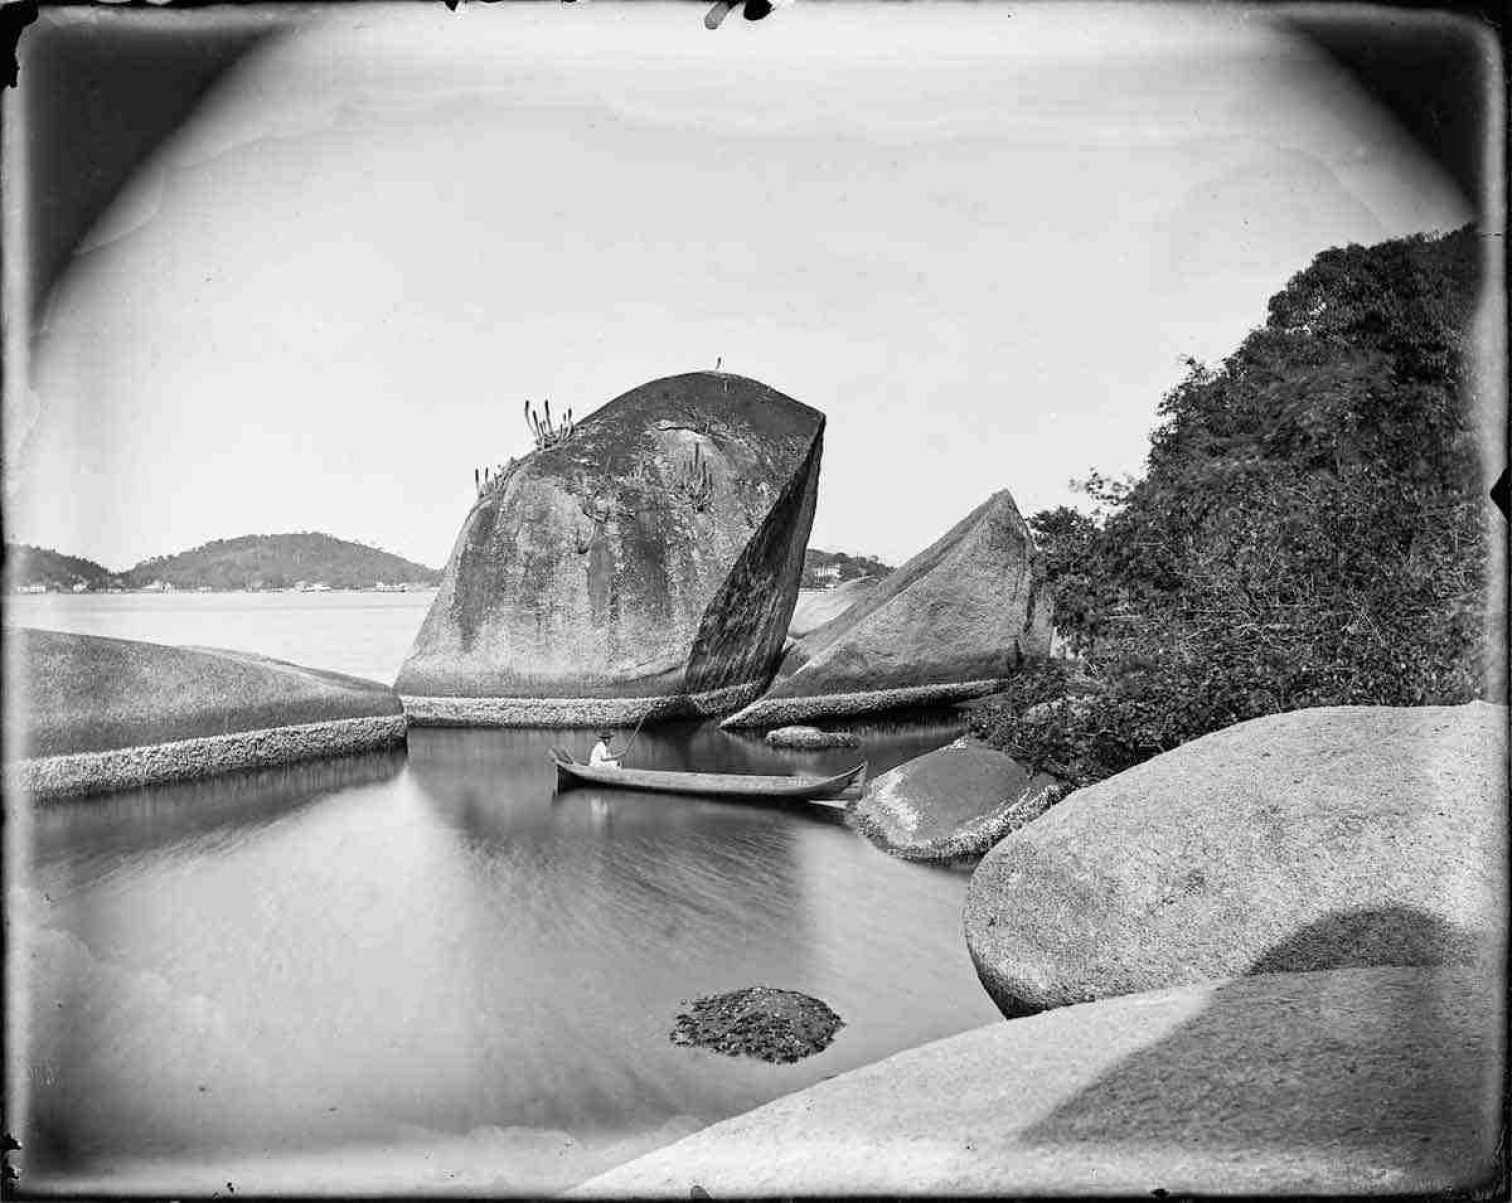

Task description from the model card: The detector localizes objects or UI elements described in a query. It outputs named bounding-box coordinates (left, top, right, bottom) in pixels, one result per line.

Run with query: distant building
left=814, top=563, right=842, bottom=585
left=71, top=582, right=88, bottom=593
left=17, top=583, right=46, bottom=594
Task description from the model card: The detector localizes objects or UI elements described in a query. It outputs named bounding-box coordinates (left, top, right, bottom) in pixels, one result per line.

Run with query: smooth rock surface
left=788, top=577, right=877, bottom=639
left=397, top=372, right=823, bottom=725
left=11, top=629, right=406, bottom=799
left=852, top=738, right=1067, bottom=862
left=573, top=966, right=1502, bottom=1198
left=965, top=702, right=1508, bottom=1016
left=723, top=491, right=1051, bottom=727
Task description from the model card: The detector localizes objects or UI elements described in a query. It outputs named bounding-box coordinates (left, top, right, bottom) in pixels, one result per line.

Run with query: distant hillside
left=124, top=533, right=440, bottom=591
left=5, top=544, right=118, bottom=591
left=801, top=548, right=892, bottom=589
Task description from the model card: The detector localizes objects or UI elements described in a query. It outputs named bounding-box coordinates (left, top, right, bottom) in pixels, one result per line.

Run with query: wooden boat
left=550, top=750, right=866, bottom=802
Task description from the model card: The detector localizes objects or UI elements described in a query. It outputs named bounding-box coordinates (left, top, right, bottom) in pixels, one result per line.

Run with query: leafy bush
left=976, top=226, right=1496, bottom=785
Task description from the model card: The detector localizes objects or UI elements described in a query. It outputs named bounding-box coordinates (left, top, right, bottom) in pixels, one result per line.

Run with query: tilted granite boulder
left=723, top=490, right=1051, bottom=727
left=787, top=576, right=877, bottom=639
left=11, top=628, right=406, bottom=800
left=571, top=966, right=1500, bottom=1197
left=851, top=737, right=1068, bottom=862
left=397, top=372, right=824, bottom=725
left=964, top=702, right=1508, bottom=1017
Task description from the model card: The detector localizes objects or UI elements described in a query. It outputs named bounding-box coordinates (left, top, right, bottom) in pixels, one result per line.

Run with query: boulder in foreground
left=574, top=966, right=1500, bottom=1197
left=723, top=490, right=1051, bottom=727
left=670, top=986, right=842, bottom=1063
left=12, top=628, right=406, bottom=800
left=851, top=737, right=1068, bottom=862
left=397, top=372, right=824, bottom=725
left=965, top=702, right=1507, bottom=1016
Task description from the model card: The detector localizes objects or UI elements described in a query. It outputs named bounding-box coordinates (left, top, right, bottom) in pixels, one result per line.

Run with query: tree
left=977, top=226, right=1493, bottom=784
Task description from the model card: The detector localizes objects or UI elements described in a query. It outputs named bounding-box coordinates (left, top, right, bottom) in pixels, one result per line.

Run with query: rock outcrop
left=723, top=491, right=1051, bottom=727
left=851, top=737, right=1067, bottom=862
left=572, top=966, right=1500, bottom=1197
left=787, top=577, right=877, bottom=639
left=397, top=373, right=824, bottom=725
left=964, top=702, right=1507, bottom=1017
left=12, top=629, right=406, bottom=800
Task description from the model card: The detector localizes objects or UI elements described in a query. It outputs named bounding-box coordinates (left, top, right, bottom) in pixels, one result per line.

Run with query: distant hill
left=123, top=533, right=440, bottom=591
left=801, top=548, right=892, bottom=589
left=5, top=544, right=118, bottom=591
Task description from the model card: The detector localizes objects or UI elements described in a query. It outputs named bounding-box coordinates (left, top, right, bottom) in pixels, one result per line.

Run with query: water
left=7, top=591, right=435, bottom=685
left=11, top=595, right=997, bottom=1194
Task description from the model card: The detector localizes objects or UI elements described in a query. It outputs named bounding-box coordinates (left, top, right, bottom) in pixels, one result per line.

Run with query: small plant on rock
left=672, top=444, right=716, bottom=512
left=525, top=398, right=575, bottom=451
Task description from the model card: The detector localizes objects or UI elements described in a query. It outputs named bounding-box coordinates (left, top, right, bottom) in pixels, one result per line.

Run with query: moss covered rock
left=670, top=986, right=843, bottom=1063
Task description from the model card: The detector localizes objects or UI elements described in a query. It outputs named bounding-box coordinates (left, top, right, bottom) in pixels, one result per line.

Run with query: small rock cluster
left=670, top=986, right=843, bottom=1063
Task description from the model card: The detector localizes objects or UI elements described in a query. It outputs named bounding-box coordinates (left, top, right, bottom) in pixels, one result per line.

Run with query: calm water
left=11, top=595, right=997, bottom=1194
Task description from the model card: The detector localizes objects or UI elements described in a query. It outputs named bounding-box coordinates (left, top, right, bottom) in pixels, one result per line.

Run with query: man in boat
left=589, top=729, right=623, bottom=769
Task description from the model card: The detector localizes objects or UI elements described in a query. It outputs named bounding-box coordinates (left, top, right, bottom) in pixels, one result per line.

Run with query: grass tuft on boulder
left=670, top=986, right=843, bottom=1063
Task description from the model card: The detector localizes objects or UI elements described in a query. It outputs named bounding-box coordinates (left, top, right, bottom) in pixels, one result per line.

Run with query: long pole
left=615, top=703, right=656, bottom=761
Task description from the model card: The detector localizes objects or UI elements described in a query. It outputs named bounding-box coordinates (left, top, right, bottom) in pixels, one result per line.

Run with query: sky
left=5, top=2, right=1480, bottom=571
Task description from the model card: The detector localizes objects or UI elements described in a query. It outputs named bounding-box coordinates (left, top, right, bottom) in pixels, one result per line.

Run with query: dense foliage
left=801, top=547, right=892, bottom=588
left=124, top=533, right=440, bottom=590
left=5, top=544, right=116, bottom=590
left=974, top=226, right=1497, bottom=785
left=7, top=533, right=440, bottom=591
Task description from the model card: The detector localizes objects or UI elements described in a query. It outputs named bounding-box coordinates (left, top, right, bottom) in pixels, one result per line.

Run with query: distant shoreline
left=7, top=586, right=440, bottom=596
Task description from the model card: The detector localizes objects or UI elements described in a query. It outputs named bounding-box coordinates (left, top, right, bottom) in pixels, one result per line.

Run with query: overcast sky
left=7, top=2, right=1476, bottom=570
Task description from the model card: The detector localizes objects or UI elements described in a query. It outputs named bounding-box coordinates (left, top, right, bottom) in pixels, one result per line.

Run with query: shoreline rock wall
left=11, top=628, right=406, bottom=800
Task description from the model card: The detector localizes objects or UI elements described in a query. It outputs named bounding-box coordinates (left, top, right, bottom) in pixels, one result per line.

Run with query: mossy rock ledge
left=670, top=986, right=843, bottom=1063
left=12, top=628, right=406, bottom=801
left=397, top=372, right=824, bottom=726
left=723, top=490, right=1052, bottom=728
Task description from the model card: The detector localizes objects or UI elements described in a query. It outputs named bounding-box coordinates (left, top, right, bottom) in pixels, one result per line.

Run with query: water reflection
left=21, top=714, right=997, bottom=1193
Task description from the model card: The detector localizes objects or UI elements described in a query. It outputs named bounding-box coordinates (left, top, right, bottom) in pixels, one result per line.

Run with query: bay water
left=10, top=593, right=1000, bottom=1193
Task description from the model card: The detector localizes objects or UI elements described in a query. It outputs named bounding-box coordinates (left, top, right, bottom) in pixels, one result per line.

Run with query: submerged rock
left=764, top=725, right=862, bottom=749
left=397, top=372, right=824, bottom=725
left=852, top=739, right=1068, bottom=862
left=964, top=702, right=1507, bottom=1018
left=670, top=986, right=843, bottom=1064
left=12, top=628, right=406, bottom=800
left=723, top=491, right=1051, bottom=727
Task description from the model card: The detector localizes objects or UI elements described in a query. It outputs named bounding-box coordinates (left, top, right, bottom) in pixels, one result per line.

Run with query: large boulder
left=11, top=628, right=406, bottom=800
left=397, top=372, right=824, bottom=725
left=965, top=702, right=1507, bottom=1017
left=851, top=737, right=1068, bottom=862
left=571, top=966, right=1500, bottom=1197
left=723, top=491, right=1051, bottom=727
left=787, top=576, right=877, bottom=639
